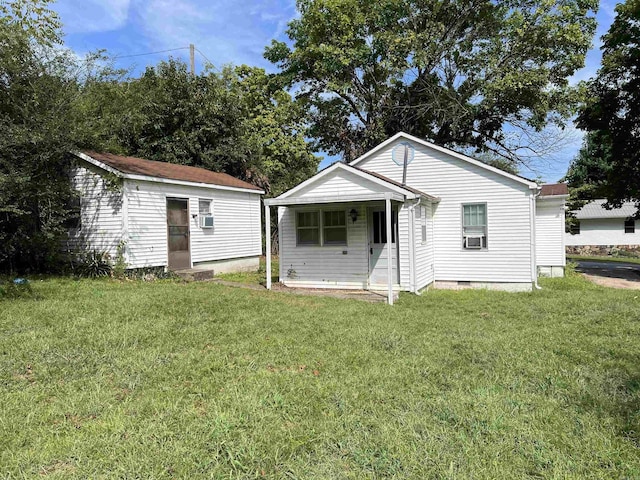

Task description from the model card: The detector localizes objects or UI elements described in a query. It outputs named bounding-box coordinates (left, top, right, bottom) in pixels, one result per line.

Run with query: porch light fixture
left=349, top=208, right=358, bottom=223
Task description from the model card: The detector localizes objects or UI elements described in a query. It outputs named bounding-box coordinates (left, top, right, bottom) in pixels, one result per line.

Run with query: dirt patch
left=582, top=274, right=640, bottom=290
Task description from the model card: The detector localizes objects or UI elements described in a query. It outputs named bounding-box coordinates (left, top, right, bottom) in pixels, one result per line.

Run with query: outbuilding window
left=64, top=195, right=82, bottom=230
left=199, top=199, right=212, bottom=216
left=199, top=199, right=214, bottom=228
left=625, top=218, right=635, bottom=234
left=323, top=210, right=347, bottom=245
left=296, top=211, right=320, bottom=245
left=462, top=203, right=487, bottom=249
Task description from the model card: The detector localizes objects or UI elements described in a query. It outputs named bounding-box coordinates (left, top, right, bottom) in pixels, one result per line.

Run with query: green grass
left=1, top=271, right=639, bottom=478
left=567, top=254, right=640, bottom=265
left=217, top=256, right=279, bottom=285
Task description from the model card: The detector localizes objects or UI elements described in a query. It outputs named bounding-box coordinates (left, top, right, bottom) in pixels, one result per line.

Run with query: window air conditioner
left=200, top=214, right=214, bottom=228
left=464, top=235, right=483, bottom=249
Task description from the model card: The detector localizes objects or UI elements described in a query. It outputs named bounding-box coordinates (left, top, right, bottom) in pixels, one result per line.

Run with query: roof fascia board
left=349, top=132, right=537, bottom=189
left=73, top=151, right=124, bottom=177
left=124, top=174, right=264, bottom=194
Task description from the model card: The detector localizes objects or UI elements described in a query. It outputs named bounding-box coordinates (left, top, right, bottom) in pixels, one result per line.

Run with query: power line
left=194, top=47, right=220, bottom=72
left=110, top=45, right=220, bottom=74
left=113, top=47, right=190, bottom=59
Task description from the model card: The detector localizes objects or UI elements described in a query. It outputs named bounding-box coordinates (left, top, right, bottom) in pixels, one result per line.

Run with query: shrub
left=76, top=250, right=112, bottom=278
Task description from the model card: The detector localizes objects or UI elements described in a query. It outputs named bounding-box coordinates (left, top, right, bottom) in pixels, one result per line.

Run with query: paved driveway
left=575, top=260, right=640, bottom=289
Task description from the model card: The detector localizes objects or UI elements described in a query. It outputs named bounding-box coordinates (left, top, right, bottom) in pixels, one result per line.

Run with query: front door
left=167, top=198, right=191, bottom=270
left=368, top=207, right=398, bottom=286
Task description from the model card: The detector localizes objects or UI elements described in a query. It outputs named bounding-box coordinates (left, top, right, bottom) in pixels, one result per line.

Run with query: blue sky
left=54, top=0, right=619, bottom=182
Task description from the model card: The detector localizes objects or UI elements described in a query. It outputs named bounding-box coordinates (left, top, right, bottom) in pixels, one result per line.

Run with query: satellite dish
left=392, top=142, right=415, bottom=166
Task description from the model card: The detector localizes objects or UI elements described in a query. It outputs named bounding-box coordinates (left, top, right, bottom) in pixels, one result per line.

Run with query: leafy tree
left=564, top=131, right=613, bottom=208
left=266, top=0, right=597, bottom=166
left=0, top=0, right=91, bottom=272
left=574, top=0, right=640, bottom=213
left=79, top=60, right=319, bottom=196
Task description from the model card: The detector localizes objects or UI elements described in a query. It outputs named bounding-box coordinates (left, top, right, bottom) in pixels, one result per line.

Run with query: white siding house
left=265, top=132, right=567, bottom=303
left=66, top=151, right=263, bottom=273
left=566, top=200, right=639, bottom=251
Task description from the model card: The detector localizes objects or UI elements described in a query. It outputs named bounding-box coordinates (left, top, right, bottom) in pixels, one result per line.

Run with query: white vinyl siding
left=565, top=218, right=640, bottom=246
left=293, top=169, right=391, bottom=199
left=124, top=180, right=261, bottom=269
left=355, top=138, right=534, bottom=284
left=414, top=202, right=434, bottom=290
left=64, top=164, right=123, bottom=259
left=536, top=198, right=566, bottom=267
left=279, top=203, right=370, bottom=288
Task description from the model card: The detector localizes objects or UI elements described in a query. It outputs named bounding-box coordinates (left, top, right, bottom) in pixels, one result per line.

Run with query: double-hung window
left=323, top=210, right=347, bottom=245
left=296, top=211, right=320, bottom=245
left=462, top=203, right=487, bottom=249
left=625, top=219, right=635, bottom=234
left=296, top=210, right=347, bottom=246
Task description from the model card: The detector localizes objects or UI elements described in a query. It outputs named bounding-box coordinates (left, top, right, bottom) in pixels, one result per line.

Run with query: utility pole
left=189, top=44, right=195, bottom=75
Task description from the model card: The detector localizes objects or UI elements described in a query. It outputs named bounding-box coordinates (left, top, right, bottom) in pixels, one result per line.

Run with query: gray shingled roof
left=574, top=199, right=638, bottom=219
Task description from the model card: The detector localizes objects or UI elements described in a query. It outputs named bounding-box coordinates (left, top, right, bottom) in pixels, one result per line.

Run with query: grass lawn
left=567, top=254, right=640, bottom=265
left=1, top=269, right=639, bottom=478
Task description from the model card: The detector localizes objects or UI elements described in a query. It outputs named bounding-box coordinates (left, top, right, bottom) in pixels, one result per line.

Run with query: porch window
left=323, top=210, right=347, bottom=245
left=296, top=211, right=320, bottom=245
left=462, top=203, right=487, bottom=249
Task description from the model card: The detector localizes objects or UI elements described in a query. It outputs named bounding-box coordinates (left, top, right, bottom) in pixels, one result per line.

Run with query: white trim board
left=265, top=192, right=406, bottom=206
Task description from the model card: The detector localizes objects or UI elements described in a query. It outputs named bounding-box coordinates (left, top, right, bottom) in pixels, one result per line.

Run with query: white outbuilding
left=566, top=199, right=639, bottom=252
left=66, top=151, right=263, bottom=273
left=265, top=132, right=568, bottom=304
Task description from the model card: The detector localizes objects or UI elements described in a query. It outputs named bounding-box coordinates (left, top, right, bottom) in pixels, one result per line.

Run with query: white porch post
left=265, top=201, right=272, bottom=290
left=385, top=194, right=393, bottom=305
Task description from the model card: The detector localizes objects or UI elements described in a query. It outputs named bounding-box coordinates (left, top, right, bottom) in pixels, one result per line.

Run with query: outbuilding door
left=167, top=197, right=191, bottom=270
left=368, top=207, right=399, bottom=286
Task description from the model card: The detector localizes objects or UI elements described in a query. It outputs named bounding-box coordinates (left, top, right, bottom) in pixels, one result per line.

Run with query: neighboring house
left=66, top=151, right=263, bottom=273
left=565, top=200, right=639, bottom=254
left=264, top=132, right=568, bottom=304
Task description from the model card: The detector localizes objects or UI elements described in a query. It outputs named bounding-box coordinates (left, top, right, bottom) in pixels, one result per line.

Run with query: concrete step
left=173, top=268, right=215, bottom=281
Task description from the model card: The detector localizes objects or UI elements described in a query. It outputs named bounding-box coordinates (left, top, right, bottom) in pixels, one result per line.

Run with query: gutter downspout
left=530, top=187, right=542, bottom=290
left=408, top=197, right=422, bottom=293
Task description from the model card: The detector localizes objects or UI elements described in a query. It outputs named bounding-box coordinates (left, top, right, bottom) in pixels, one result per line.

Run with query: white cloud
left=132, top=0, right=296, bottom=68
left=55, top=0, right=131, bottom=34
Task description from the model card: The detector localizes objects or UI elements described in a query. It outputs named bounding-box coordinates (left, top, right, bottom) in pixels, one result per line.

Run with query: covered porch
left=264, top=193, right=404, bottom=305
left=263, top=162, right=439, bottom=305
